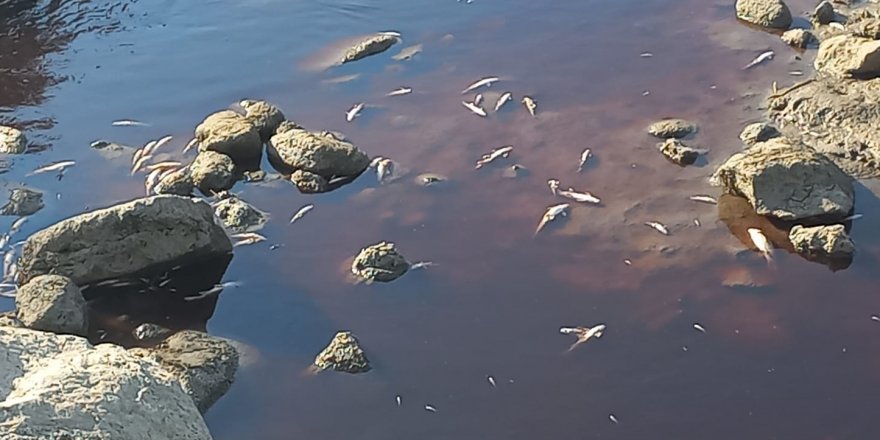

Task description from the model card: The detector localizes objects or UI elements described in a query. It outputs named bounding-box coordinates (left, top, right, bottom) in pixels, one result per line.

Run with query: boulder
left=194, top=110, right=262, bottom=162
left=268, top=127, right=370, bottom=193
left=739, top=122, right=781, bottom=146
left=351, top=241, right=409, bottom=282
left=646, top=118, right=697, bottom=139
left=813, top=1, right=835, bottom=25
left=213, top=196, right=268, bottom=233
left=781, top=29, right=816, bottom=49
left=735, top=0, right=792, bottom=29
left=155, top=168, right=195, bottom=196
left=239, top=100, right=285, bottom=142
left=15, top=275, right=88, bottom=336
left=313, top=331, right=371, bottom=373
left=711, top=138, right=854, bottom=221
left=0, top=327, right=211, bottom=440
left=289, top=169, right=329, bottom=193
left=18, top=195, right=232, bottom=286
left=129, top=330, right=239, bottom=413
left=340, top=33, right=400, bottom=64
left=190, top=150, right=236, bottom=193
left=657, top=138, right=702, bottom=166
left=0, top=126, right=26, bottom=154
left=789, top=224, right=855, bottom=259
left=0, top=188, right=43, bottom=216
left=815, top=35, right=880, bottom=78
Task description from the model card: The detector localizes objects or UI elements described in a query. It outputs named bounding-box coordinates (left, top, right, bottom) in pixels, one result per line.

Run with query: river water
left=3, top=0, right=880, bottom=438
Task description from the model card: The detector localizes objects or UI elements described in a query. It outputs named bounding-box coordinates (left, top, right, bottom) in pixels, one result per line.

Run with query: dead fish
left=461, top=76, right=500, bottom=94
left=396, top=395, right=402, bottom=406
left=130, top=154, right=153, bottom=175
left=409, top=261, right=435, bottom=270
left=871, top=315, right=880, bottom=322
left=376, top=158, right=394, bottom=183
left=475, top=146, right=513, bottom=169
left=558, top=188, right=600, bottom=204
left=145, top=168, right=163, bottom=195
left=577, top=148, right=591, bottom=173
left=521, top=96, right=537, bottom=116
left=146, top=135, right=173, bottom=155
left=640, top=52, right=653, bottom=58
left=747, top=227, right=773, bottom=262
left=843, top=213, right=863, bottom=221
left=829, top=22, right=845, bottom=30
left=462, top=101, right=487, bottom=117
left=345, top=103, right=364, bottom=122
left=487, top=376, right=496, bottom=387
left=535, top=203, right=570, bottom=235
left=424, top=404, right=437, bottom=413
left=321, top=73, right=361, bottom=84
left=474, top=93, right=484, bottom=107
left=386, top=87, right=413, bottom=97
left=623, top=259, right=632, bottom=266
left=146, top=161, right=183, bottom=172
left=0, top=287, right=16, bottom=298
left=0, top=234, right=8, bottom=250
left=560, top=324, right=606, bottom=352
left=694, top=218, right=701, bottom=227
left=183, top=281, right=241, bottom=301
left=2, top=250, right=14, bottom=279
left=547, top=179, right=560, bottom=196
left=693, top=323, right=707, bottom=333
left=645, top=221, right=669, bottom=235
left=183, top=138, right=199, bottom=154
left=112, top=119, right=149, bottom=127
left=9, top=217, right=27, bottom=235
left=132, top=144, right=149, bottom=165
left=742, top=50, right=774, bottom=70
left=290, top=204, right=314, bottom=223
left=688, top=195, right=718, bottom=204
left=391, top=43, right=423, bottom=61
left=232, top=232, right=266, bottom=247
left=378, top=30, right=402, bottom=37
left=494, top=92, right=512, bottom=112
left=28, top=160, right=76, bottom=176
left=609, top=414, right=619, bottom=424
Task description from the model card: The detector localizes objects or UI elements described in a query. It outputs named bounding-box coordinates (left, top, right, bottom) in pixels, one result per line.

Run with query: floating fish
left=9, top=217, right=27, bottom=235
left=547, top=179, right=560, bottom=196
left=558, top=188, right=600, bottom=204
left=522, top=96, right=537, bottom=116
left=645, top=221, right=669, bottom=235
left=461, top=76, right=500, bottom=94
left=290, top=204, right=314, bottom=223
left=145, top=168, right=163, bottom=195
left=494, top=92, right=512, bottom=112
left=640, top=52, right=653, bottom=58
left=112, top=119, right=149, bottom=127
left=0, top=286, right=16, bottom=298
left=183, top=138, right=199, bottom=154
left=694, top=218, right=701, bottom=227
left=609, top=414, right=619, bottom=424
left=688, top=195, right=718, bottom=204
left=474, top=93, right=484, bottom=107
left=147, top=135, right=173, bottom=155
left=693, top=323, right=706, bottom=333
left=28, top=160, right=76, bottom=176
left=146, top=161, right=182, bottom=172
left=747, top=227, right=773, bottom=262
left=132, top=144, right=149, bottom=165
left=535, top=203, right=570, bottom=235
left=321, top=73, right=361, bottom=84
left=130, top=154, right=153, bottom=175
left=475, top=146, right=512, bottom=169
left=386, top=87, right=413, bottom=97
left=391, top=43, right=423, bottom=61
left=410, top=261, right=435, bottom=270
left=396, top=395, right=402, bottom=406
left=424, top=404, right=437, bottom=413
left=560, top=324, right=605, bottom=352
left=376, top=158, right=394, bottom=183
left=742, top=50, right=774, bottom=70
left=0, top=234, right=8, bottom=250
left=843, top=213, right=863, bottom=221
left=872, top=315, right=880, bottom=322
left=577, top=148, right=591, bottom=173
left=623, top=259, right=632, bottom=266
left=462, top=101, right=487, bottom=117
left=346, top=103, right=365, bottom=122
left=183, top=281, right=241, bottom=301
left=487, top=376, right=496, bottom=387
left=2, top=250, right=14, bottom=280
left=232, top=232, right=266, bottom=247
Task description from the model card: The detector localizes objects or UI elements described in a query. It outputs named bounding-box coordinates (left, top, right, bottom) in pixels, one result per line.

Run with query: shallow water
left=3, top=0, right=880, bottom=438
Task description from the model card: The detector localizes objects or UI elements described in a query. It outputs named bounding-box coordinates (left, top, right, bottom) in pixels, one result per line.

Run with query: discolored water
left=2, top=0, right=880, bottom=438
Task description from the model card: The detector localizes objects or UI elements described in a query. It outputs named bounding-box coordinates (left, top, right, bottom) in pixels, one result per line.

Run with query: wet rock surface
left=240, top=99, right=285, bottom=142
left=0, top=187, right=43, bottom=216
left=647, top=118, right=698, bottom=139
left=0, top=125, right=26, bottom=154
left=735, top=0, right=792, bottom=29
left=815, top=35, right=880, bottom=78
left=155, top=167, right=195, bottom=195
left=190, top=150, right=236, bottom=193
left=789, top=224, right=855, bottom=259
left=195, top=110, right=262, bottom=162
left=18, top=195, right=232, bottom=285
left=213, top=195, right=268, bottom=233
left=15, top=275, right=88, bottom=336
left=657, top=138, right=702, bottom=166
left=739, top=122, right=781, bottom=146
left=781, top=29, right=815, bottom=49
left=313, top=331, right=371, bottom=373
left=351, top=241, right=409, bottom=282
left=340, top=33, right=399, bottom=64
left=268, top=127, right=370, bottom=193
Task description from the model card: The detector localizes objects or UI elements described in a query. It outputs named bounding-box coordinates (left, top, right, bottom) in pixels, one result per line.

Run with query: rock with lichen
left=213, top=196, right=268, bottom=233
left=739, top=122, right=781, bottom=146
left=190, top=151, right=236, bottom=193
left=313, top=331, right=371, bottom=373
left=194, top=110, right=262, bottom=162
left=351, top=241, right=409, bottom=282
left=735, top=0, right=792, bottom=30
left=340, top=33, right=400, bottom=64
left=657, top=138, right=702, bottom=166
left=0, top=126, right=26, bottom=154
left=239, top=100, right=285, bottom=142
left=789, top=224, right=855, bottom=259
left=268, top=126, right=370, bottom=193
left=647, top=118, right=698, bottom=139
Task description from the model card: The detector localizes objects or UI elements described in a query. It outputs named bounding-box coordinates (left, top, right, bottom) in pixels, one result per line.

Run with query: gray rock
left=0, top=188, right=43, bottom=216
left=789, top=224, right=855, bottom=259
left=195, top=110, right=262, bottom=162
left=313, top=331, right=371, bottom=373
left=735, top=0, right=792, bottom=29
left=0, top=326, right=211, bottom=440
left=813, top=1, right=835, bottom=25
left=351, top=241, right=409, bottom=282
left=711, top=138, right=854, bottom=221
left=18, top=195, right=231, bottom=286
left=155, top=168, right=195, bottom=196
left=647, top=118, right=698, bottom=139
left=129, top=330, right=239, bottom=413
left=0, top=126, right=26, bottom=154
left=15, top=275, right=87, bottom=336
left=739, top=122, right=781, bottom=146
left=0, top=311, right=23, bottom=328
left=781, top=28, right=816, bottom=49
left=815, top=35, right=880, bottom=78
left=290, top=169, right=329, bottom=194
left=657, top=138, right=702, bottom=166
left=268, top=128, right=370, bottom=193
left=190, top=150, right=236, bottom=193
left=340, top=33, right=400, bottom=64
left=213, top=196, right=268, bottom=233
left=132, top=322, right=174, bottom=343
left=239, top=99, right=285, bottom=142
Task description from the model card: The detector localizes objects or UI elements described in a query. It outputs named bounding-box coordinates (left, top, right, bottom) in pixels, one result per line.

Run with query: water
left=3, top=0, right=880, bottom=438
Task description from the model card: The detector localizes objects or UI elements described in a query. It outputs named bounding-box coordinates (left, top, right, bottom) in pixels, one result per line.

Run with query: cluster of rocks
left=646, top=118, right=706, bottom=166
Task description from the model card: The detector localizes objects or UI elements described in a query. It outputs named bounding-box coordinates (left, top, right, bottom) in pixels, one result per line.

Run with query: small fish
left=0, top=234, right=8, bottom=250
left=560, top=324, right=606, bottom=352
left=410, top=261, right=435, bottom=270
left=146, top=161, right=183, bottom=172
left=558, top=188, right=600, bottom=204
left=462, top=101, right=487, bottom=117
left=232, top=232, right=266, bottom=247
left=376, top=158, right=394, bottom=183
left=623, top=259, right=632, bottom=266
left=461, top=76, right=500, bottom=94
left=645, top=221, right=669, bottom=235
left=577, top=148, right=591, bottom=173
left=130, top=154, right=153, bottom=175
left=521, top=96, right=537, bottom=116
left=747, top=227, right=773, bottom=262
left=487, top=376, right=496, bottom=387
left=693, top=323, right=707, bottom=333
left=609, top=414, right=619, bottom=424
left=346, top=103, right=365, bottom=122
left=0, top=287, right=16, bottom=298
left=290, top=204, right=314, bottom=223
left=424, top=404, right=437, bottom=413
left=535, top=203, right=569, bottom=235
left=694, top=218, right=701, bottom=227
left=829, top=22, right=845, bottom=30
left=112, top=119, right=149, bottom=127
left=321, top=73, right=361, bottom=84
left=871, top=315, right=880, bottom=322
left=29, top=160, right=76, bottom=176
left=475, top=146, right=513, bottom=169
left=843, top=213, right=863, bottom=221
left=144, top=168, right=163, bottom=195
left=688, top=195, right=718, bottom=204
left=547, top=179, right=560, bottom=195
left=183, top=138, right=199, bottom=154
left=640, top=52, right=653, bottom=58
left=2, top=250, right=14, bottom=279
left=391, top=43, right=423, bottom=61
left=474, top=93, right=484, bottom=107
left=386, top=87, right=413, bottom=97
left=789, top=70, right=804, bottom=76
left=132, top=145, right=147, bottom=166
left=396, top=395, right=402, bottom=406
left=183, top=281, right=241, bottom=301
left=9, top=217, right=27, bottom=235
left=146, top=135, right=173, bottom=155
left=742, top=50, right=774, bottom=70
left=494, top=92, right=512, bottom=112
left=378, top=30, right=402, bottom=37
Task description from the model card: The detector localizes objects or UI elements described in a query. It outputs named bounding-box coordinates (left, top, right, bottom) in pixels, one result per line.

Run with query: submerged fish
left=462, top=101, right=487, bottom=117
left=747, top=227, right=773, bottom=262
left=560, top=324, right=606, bottom=352
left=321, top=73, right=361, bottom=84
left=558, top=187, right=600, bottom=204
left=391, top=43, right=423, bottom=61
left=577, top=148, right=591, bottom=173
left=396, top=395, right=402, bottom=406
left=535, top=203, right=570, bottom=235
left=183, top=281, right=241, bottom=301
left=376, top=158, right=394, bottom=183
left=28, top=160, right=76, bottom=176
left=742, top=50, right=774, bottom=70
left=461, top=76, right=500, bottom=94
left=112, top=119, right=150, bottom=127
left=494, top=92, right=512, bottom=112
left=688, top=195, right=718, bottom=204
left=386, top=87, right=413, bottom=96
left=475, top=146, right=513, bottom=169
left=290, top=204, right=314, bottom=223
left=346, top=103, right=365, bottom=122
left=645, top=221, right=669, bottom=235
left=522, top=96, right=537, bottom=116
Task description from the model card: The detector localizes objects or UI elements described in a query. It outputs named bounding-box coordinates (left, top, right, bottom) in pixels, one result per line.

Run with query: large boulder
left=735, top=0, right=792, bottom=30
left=194, top=110, right=262, bottom=162
left=190, top=150, right=236, bottom=193
left=711, top=138, right=854, bottom=221
left=239, top=100, right=285, bottom=142
left=15, top=274, right=88, bottom=336
left=0, top=187, right=43, bottom=216
left=18, top=195, right=232, bottom=286
left=0, top=125, right=26, bottom=154
left=0, top=327, right=211, bottom=440
left=815, top=35, right=880, bottom=78
left=268, top=127, right=370, bottom=193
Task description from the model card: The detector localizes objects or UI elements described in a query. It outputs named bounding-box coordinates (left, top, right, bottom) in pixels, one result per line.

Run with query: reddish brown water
left=4, top=0, right=880, bottom=439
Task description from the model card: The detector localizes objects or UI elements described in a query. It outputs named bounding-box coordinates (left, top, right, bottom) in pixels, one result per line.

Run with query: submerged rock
left=190, top=150, right=236, bottom=193
left=351, top=241, right=409, bottom=282
left=240, top=99, right=285, bottom=142
left=0, top=125, right=26, bottom=154
left=340, top=33, right=400, bottom=64
left=155, top=167, right=195, bottom=196
left=815, top=35, right=880, bottom=78
left=781, top=29, right=816, bottom=49
left=313, top=331, right=371, bottom=373
left=647, top=118, right=697, bottom=139
left=213, top=196, right=268, bottom=233
left=739, top=122, right=781, bottom=146
left=0, top=188, right=43, bottom=216
left=735, top=0, right=792, bottom=29
left=268, top=127, right=370, bottom=193
left=15, top=275, right=88, bottom=336
left=789, top=224, right=855, bottom=259
left=657, top=138, right=702, bottom=166
left=813, top=1, right=835, bottom=25
left=18, top=195, right=232, bottom=286
left=194, top=110, right=262, bottom=162
left=711, top=138, right=854, bottom=221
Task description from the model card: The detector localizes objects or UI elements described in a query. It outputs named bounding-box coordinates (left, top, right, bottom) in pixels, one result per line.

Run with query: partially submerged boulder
left=711, top=138, right=854, bottom=221
left=213, top=196, right=268, bottom=233
left=313, top=331, right=371, bottom=373
left=194, top=110, right=262, bottom=162
left=815, top=35, right=880, bottom=78
left=739, top=122, right=781, bottom=146
left=340, top=33, right=400, bottom=64
left=240, top=99, right=285, bottom=142
left=190, top=150, right=236, bottom=193
left=735, top=0, right=792, bottom=29
left=15, top=275, right=88, bottom=336
left=268, top=127, right=370, bottom=193
left=789, top=224, right=855, bottom=259
left=647, top=118, right=697, bottom=139
left=0, top=188, right=43, bottom=216
left=657, top=138, right=702, bottom=166
left=351, top=241, right=409, bottom=282
left=18, top=195, right=232, bottom=285
left=0, top=125, right=26, bottom=154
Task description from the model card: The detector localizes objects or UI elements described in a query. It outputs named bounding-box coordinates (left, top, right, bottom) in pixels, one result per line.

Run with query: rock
left=815, top=35, right=880, bottom=78
left=739, top=122, right=781, bottom=146
left=313, top=331, right=371, bottom=373
left=735, top=0, right=792, bottom=29
left=18, top=195, right=232, bottom=286
left=243, top=169, right=266, bottom=182
left=213, top=196, right=268, bottom=233
left=351, top=241, right=409, bottom=282
left=850, top=17, right=880, bottom=40
left=789, top=224, right=855, bottom=259
left=0, top=327, right=212, bottom=440
left=190, top=150, right=236, bottom=193
left=129, top=330, right=238, bottom=413
left=194, top=110, right=262, bottom=162
left=813, top=1, right=835, bottom=25
left=0, top=311, right=23, bottom=328
left=155, top=168, right=195, bottom=196
left=711, top=138, right=854, bottom=221
left=340, top=33, right=400, bottom=64
left=132, top=322, right=173, bottom=343
left=0, top=125, right=26, bottom=154
left=0, top=188, right=43, bottom=216
left=647, top=118, right=698, bottom=139
left=657, top=138, right=702, bottom=166
left=268, top=128, right=370, bottom=192
left=15, top=275, right=88, bottom=336
left=290, top=169, right=329, bottom=193
left=414, top=172, right=449, bottom=187
left=239, top=99, right=285, bottom=142
left=781, top=29, right=816, bottom=49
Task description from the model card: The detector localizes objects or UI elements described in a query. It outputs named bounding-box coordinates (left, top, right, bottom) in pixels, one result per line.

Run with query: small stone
left=789, top=224, right=855, bottom=259
left=213, top=196, right=268, bottom=233
left=735, top=0, right=793, bottom=30
left=239, top=99, right=285, bottom=142
left=15, top=274, right=88, bottom=336
left=190, top=150, right=236, bottom=193
left=657, top=138, right=702, bottom=166
left=0, top=125, right=26, bottom=154
left=340, top=34, right=399, bottom=64
left=313, top=331, right=371, bottom=373
left=132, top=322, right=174, bottom=342
left=647, top=118, right=698, bottom=139
left=154, top=168, right=195, bottom=196
left=351, top=241, right=409, bottom=282
left=739, top=122, right=781, bottom=146
left=781, top=29, right=816, bottom=49
left=813, top=1, right=835, bottom=25
left=0, top=188, right=44, bottom=216
left=290, top=169, right=328, bottom=194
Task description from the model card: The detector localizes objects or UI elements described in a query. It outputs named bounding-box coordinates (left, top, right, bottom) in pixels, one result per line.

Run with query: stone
left=268, top=128, right=370, bottom=192
left=0, top=326, right=211, bottom=440
left=711, top=138, right=854, bottom=221
left=0, top=188, right=43, bottom=216
left=194, top=110, right=262, bottom=162
left=657, top=138, right=702, bottom=166
left=781, top=29, right=816, bottom=49
left=739, top=122, right=781, bottom=146
left=0, top=311, right=23, bottom=328
left=789, top=224, right=855, bottom=259
left=351, top=241, right=409, bottom=282
left=132, top=322, right=174, bottom=343
left=735, top=0, right=792, bottom=30
left=18, top=195, right=232, bottom=286
left=0, top=125, right=26, bottom=154
left=340, top=33, right=400, bottom=64
left=239, top=99, right=285, bottom=142
left=850, top=17, right=880, bottom=40
left=290, top=169, right=328, bottom=193
left=154, top=168, right=195, bottom=196
left=15, top=275, right=88, bottom=336
left=813, top=1, right=835, bottom=25
left=815, top=35, right=880, bottom=78
left=129, top=330, right=239, bottom=413
left=313, top=331, right=371, bottom=373
left=213, top=196, right=268, bottom=233
left=190, top=150, right=236, bottom=193
left=646, top=118, right=698, bottom=139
